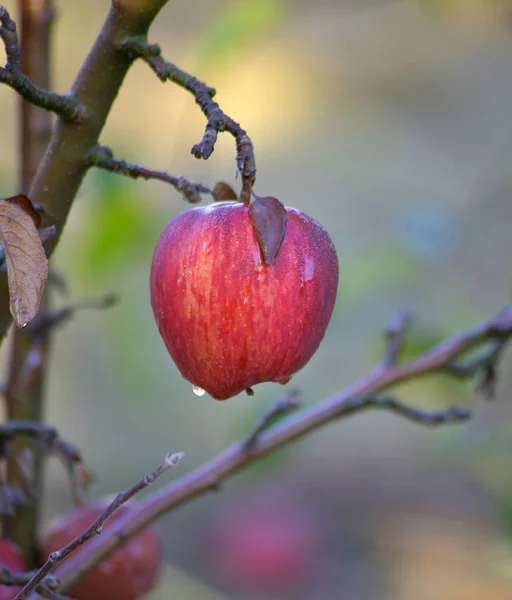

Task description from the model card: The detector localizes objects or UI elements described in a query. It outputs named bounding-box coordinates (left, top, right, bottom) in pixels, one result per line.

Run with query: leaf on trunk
left=212, top=181, right=238, bottom=202
left=4, top=194, right=41, bottom=227
left=249, top=195, right=288, bottom=264
left=0, top=199, right=49, bottom=327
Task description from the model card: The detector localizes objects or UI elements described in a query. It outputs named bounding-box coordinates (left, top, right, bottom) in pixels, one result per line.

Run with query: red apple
left=0, top=538, right=27, bottom=600
left=39, top=501, right=162, bottom=600
left=150, top=200, right=339, bottom=400
left=204, top=495, right=322, bottom=593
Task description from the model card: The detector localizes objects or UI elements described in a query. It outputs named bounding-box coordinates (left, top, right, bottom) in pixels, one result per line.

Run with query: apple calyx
left=249, top=195, right=288, bottom=265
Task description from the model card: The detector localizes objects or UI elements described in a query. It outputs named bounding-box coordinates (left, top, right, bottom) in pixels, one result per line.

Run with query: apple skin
left=39, top=502, right=162, bottom=600
left=150, top=201, right=339, bottom=400
left=0, top=538, right=27, bottom=600
left=204, top=496, right=323, bottom=593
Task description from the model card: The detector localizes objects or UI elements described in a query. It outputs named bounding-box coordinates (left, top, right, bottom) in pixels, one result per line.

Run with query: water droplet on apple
left=192, top=385, right=206, bottom=396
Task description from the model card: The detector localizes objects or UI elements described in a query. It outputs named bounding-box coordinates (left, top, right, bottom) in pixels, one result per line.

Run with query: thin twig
left=23, top=293, right=119, bottom=343
left=0, top=69, right=81, bottom=121
left=0, top=421, right=83, bottom=471
left=119, top=39, right=256, bottom=201
left=0, top=421, right=84, bottom=473
left=0, top=421, right=58, bottom=442
left=0, top=5, right=81, bottom=122
left=14, top=451, right=184, bottom=600
left=444, top=338, right=507, bottom=399
left=340, top=394, right=471, bottom=425
left=87, top=145, right=214, bottom=204
left=0, top=567, right=69, bottom=600
left=244, top=389, right=302, bottom=452
left=0, top=5, right=20, bottom=66
left=44, top=306, right=512, bottom=598
left=382, top=308, right=411, bottom=367
left=0, top=566, right=59, bottom=588
left=0, top=419, right=88, bottom=510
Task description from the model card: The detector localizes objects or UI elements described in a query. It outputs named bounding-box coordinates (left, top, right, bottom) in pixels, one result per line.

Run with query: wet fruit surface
left=150, top=201, right=339, bottom=400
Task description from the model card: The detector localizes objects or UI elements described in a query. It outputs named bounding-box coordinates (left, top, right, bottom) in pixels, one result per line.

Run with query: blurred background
left=2, top=0, right=512, bottom=598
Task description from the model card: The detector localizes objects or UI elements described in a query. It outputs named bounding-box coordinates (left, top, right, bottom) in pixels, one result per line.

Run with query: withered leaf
left=212, top=181, right=238, bottom=202
left=249, top=196, right=288, bottom=265
left=5, top=194, right=41, bottom=228
left=0, top=199, right=48, bottom=327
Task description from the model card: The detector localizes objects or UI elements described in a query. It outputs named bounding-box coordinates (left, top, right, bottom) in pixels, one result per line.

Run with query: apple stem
left=117, top=37, right=257, bottom=194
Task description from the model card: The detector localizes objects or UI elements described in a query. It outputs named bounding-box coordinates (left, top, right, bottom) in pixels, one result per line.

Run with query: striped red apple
left=150, top=197, right=338, bottom=400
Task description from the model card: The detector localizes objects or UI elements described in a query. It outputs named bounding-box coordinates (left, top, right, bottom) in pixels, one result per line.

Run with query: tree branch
left=382, top=308, right=411, bottom=367
left=87, top=145, right=214, bottom=204
left=0, top=1, right=171, bottom=344
left=0, top=567, right=58, bottom=589
left=119, top=38, right=256, bottom=201
left=15, top=451, right=184, bottom=600
left=244, top=389, right=302, bottom=452
left=36, top=305, right=511, bottom=598
left=0, top=6, right=81, bottom=121
left=0, top=567, right=67, bottom=600
left=21, top=292, right=119, bottom=343
left=0, top=419, right=88, bottom=515
left=3, top=0, right=56, bottom=565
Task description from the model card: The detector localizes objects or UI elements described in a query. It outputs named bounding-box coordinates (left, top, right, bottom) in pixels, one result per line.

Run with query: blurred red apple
left=150, top=200, right=339, bottom=400
left=204, top=494, right=322, bottom=593
left=0, top=538, right=27, bottom=600
left=39, top=501, right=162, bottom=600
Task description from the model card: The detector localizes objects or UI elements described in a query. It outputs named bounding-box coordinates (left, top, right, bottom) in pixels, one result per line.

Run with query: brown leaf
left=0, top=199, right=48, bottom=327
left=212, top=181, right=238, bottom=202
left=4, top=194, right=41, bottom=228
left=249, top=195, right=288, bottom=265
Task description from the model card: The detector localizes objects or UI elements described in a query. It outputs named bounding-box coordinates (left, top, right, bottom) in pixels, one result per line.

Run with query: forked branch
left=31, top=305, right=511, bottom=599
left=15, top=451, right=184, bottom=600
left=0, top=6, right=82, bottom=121
left=119, top=39, right=256, bottom=201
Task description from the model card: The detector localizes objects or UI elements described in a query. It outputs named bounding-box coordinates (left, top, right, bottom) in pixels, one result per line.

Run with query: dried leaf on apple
left=249, top=196, right=288, bottom=265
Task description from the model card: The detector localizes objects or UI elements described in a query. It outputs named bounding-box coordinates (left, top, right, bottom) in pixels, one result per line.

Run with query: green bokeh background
left=1, top=0, right=512, bottom=598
